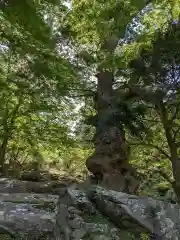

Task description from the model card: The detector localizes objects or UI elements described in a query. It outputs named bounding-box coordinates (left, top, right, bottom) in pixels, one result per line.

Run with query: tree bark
left=0, top=100, right=22, bottom=173
left=27, top=136, right=44, bottom=170
left=0, top=108, right=9, bottom=172
left=158, top=102, right=180, bottom=202
left=86, top=38, right=139, bottom=193
left=94, top=69, right=127, bottom=159
left=0, top=133, right=9, bottom=172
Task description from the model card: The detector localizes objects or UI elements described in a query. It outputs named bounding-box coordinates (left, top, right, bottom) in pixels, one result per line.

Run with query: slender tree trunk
left=27, top=136, right=44, bottom=170
left=0, top=100, right=22, bottom=173
left=0, top=133, right=9, bottom=172
left=158, top=102, right=180, bottom=202
left=0, top=107, right=9, bottom=172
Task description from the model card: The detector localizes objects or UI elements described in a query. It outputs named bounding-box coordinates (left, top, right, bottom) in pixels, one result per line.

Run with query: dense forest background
left=0, top=0, right=180, bottom=202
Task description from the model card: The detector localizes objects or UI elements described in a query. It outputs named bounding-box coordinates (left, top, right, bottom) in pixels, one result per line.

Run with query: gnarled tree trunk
left=86, top=61, right=139, bottom=193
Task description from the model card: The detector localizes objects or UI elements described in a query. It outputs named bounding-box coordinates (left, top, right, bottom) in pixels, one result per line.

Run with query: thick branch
left=169, top=102, right=180, bottom=123
left=129, top=141, right=171, bottom=160
left=157, top=102, right=180, bottom=184
left=9, top=98, right=22, bottom=126
left=173, top=126, right=180, bottom=141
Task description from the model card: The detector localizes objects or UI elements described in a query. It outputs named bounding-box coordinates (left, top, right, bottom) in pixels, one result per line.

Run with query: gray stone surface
left=0, top=179, right=180, bottom=239
left=0, top=178, right=68, bottom=194
left=88, top=186, right=180, bottom=239
left=0, top=192, right=59, bottom=239
left=55, top=185, right=123, bottom=239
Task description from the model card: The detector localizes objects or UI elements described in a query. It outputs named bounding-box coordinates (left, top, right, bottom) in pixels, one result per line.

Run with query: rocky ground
left=0, top=176, right=179, bottom=239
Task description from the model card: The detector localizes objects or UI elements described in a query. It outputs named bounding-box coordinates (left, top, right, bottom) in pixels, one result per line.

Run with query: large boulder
left=0, top=193, right=59, bottom=240
left=55, top=185, right=133, bottom=239
left=88, top=186, right=180, bottom=239
left=0, top=178, right=180, bottom=240
left=0, top=178, right=71, bottom=194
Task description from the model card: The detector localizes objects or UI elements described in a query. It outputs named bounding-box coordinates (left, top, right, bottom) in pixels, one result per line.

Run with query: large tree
left=59, top=0, right=180, bottom=193
left=128, top=21, right=180, bottom=201
left=1, top=0, right=180, bottom=197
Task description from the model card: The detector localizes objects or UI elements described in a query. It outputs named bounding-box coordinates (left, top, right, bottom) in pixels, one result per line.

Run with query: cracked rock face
left=0, top=179, right=180, bottom=240
left=0, top=192, right=59, bottom=240
left=88, top=186, right=180, bottom=239
left=55, top=186, right=123, bottom=240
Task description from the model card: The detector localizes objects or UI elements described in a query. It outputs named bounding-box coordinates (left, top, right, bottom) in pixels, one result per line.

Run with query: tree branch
left=175, top=142, right=180, bottom=149
left=169, top=102, right=180, bottom=123
left=129, top=141, right=171, bottom=160
left=173, top=126, right=180, bottom=141
left=153, top=168, right=173, bottom=184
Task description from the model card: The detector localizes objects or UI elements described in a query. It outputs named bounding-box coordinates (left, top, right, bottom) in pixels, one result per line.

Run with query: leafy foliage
left=128, top=20, right=180, bottom=201
left=0, top=0, right=180, bottom=205
left=0, top=0, right=84, bottom=174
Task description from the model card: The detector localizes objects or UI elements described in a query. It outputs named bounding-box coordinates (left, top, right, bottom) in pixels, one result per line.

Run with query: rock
left=0, top=192, right=59, bottom=239
left=1, top=178, right=180, bottom=240
left=20, top=170, right=66, bottom=182
left=20, top=170, right=78, bottom=183
left=88, top=186, right=180, bottom=239
left=20, top=170, right=43, bottom=182
left=0, top=178, right=69, bottom=194
left=55, top=185, right=123, bottom=239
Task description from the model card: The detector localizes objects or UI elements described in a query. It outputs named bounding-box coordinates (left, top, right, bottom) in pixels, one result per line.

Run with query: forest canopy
left=0, top=0, right=180, bottom=202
